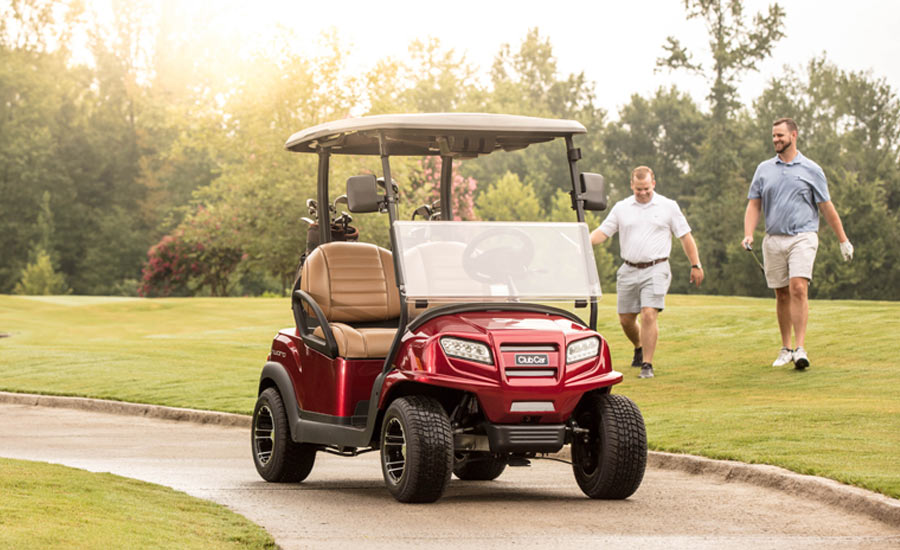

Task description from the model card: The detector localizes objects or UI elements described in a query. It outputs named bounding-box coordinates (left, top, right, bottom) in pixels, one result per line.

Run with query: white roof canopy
left=285, top=113, right=586, bottom=156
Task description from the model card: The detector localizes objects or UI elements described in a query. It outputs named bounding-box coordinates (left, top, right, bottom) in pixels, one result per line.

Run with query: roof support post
left=565, top=135, right=585, bottom=224
left=439, top=155, right=453, bottom=220
left=378, top=133, right=399, bottom=222
left=565, top=135, right=598, bottom=331
left=317, top=148, right=331, bottom=244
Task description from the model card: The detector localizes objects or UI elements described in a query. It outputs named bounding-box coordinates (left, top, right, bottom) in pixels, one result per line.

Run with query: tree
left=602, top=87, right=706, bottom=206
left=13, top=250, right=70, bottom=295
left=12, top=191, right=70, bottom=295
left=658, top=0, right=786, bottom=125
left=472, top=29, right=606, bottom=209
left=475, top=172, right=542, bottom=221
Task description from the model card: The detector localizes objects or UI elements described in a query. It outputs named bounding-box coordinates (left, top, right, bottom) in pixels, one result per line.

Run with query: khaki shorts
left=762, top=232, right=818, bottom=288
left=616, top=261, right=671, bottom=313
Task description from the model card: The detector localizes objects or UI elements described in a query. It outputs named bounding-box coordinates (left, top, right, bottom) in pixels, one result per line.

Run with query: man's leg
left=789, top=277, right=809, bottom=348
left=774, top=286, right=792, bottom=348
left=639, top=307, right=659, bottom=364
left=618, top=313, right=641, bottom=348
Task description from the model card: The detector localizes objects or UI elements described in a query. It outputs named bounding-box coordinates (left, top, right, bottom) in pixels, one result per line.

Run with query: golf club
left=744, top=242, right=765, bottom=273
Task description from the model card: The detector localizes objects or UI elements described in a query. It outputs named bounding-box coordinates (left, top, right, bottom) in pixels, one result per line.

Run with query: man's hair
left=631, top=166, right=655, bottom=183
left=773, top=117, right=799, bottom=134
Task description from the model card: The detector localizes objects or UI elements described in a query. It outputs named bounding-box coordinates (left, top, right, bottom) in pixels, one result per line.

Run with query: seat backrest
left=300, top=241, right=400, bottom=323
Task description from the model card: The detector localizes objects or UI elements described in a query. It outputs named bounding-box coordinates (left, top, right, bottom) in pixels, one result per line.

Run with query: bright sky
left=254, top=0, right=900, bottom=116
left=83, top=0, right=900, bottom=117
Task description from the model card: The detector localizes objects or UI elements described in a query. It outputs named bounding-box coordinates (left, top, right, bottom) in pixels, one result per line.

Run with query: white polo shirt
left=597, top=192, right=691, bottom=264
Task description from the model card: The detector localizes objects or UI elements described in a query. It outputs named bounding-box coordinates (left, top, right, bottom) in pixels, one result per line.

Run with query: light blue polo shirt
left=748, top=151, right=830, bottom=236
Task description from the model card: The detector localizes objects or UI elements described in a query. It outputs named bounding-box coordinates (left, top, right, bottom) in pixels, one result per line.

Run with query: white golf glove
left=840, top=240, right=854, bottom=262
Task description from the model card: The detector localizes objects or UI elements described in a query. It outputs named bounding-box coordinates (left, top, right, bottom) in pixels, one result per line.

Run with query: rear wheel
left=252, top=387, right=316, bottom=482
left=453, top=452, right=508, bottom=481
left=571, top=393, right=647, bottom=499
left=380, top=396, right=453, bottom=503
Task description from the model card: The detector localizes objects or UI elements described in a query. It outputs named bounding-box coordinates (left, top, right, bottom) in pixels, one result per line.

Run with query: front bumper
left=484, top=423, right=566, bottom=453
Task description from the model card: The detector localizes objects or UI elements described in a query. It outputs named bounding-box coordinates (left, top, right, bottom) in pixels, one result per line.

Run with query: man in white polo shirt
left=590, top=166, right=703, bottom=379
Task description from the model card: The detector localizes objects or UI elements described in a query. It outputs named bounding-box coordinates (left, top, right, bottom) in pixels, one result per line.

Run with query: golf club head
left=413, top=205, right=433, bottom=220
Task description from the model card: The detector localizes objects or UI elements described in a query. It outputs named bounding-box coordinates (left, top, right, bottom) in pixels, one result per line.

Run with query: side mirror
left=580, top=172, right=608, bottom=211
left=346, top=175, right=380, bottom=213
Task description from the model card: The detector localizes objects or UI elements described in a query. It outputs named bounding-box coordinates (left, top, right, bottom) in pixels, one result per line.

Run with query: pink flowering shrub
left=139, top=205, right=244, bottom=297
left=409, top=157, right=478, bottom=220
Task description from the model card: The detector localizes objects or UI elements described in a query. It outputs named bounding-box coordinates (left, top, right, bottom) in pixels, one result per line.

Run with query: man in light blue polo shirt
left=742, top=117, right=853, bottom=371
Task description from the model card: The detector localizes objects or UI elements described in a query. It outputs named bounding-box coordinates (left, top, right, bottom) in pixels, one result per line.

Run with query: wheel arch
left=374, top=381, right=465, bottom=441
left=258, top=362, right=302, bottom=442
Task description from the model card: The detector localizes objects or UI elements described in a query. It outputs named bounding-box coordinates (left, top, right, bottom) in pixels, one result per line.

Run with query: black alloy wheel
left=380, top=395, right=453, bottom=503
left=252, top=387, right=316, bottom=482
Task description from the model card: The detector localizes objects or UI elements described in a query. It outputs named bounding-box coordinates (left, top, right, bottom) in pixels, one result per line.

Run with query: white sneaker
left=772, top=347, right=793, bottom=367
left=793, top=347, right=810, bottom=370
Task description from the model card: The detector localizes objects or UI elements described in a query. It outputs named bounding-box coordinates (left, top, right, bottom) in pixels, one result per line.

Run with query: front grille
left=500, top=344, right=556, bottom=352
left=505, top=368, right=556, bottom=378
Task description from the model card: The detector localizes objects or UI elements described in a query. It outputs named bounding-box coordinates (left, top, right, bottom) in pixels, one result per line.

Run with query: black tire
left=453, top=453, right=508, bottom=481
left=252, top=387, right=316, bottom=482
left=380, top=396, right=453, bottom=503
left=571, top=393, right=647, bottom=499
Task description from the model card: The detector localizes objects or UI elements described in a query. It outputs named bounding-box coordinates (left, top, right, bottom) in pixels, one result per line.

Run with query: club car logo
left=515, top=353, right=549, bottom=366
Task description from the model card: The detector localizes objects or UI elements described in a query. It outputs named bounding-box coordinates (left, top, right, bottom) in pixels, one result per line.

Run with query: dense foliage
left=2, top=0, right=898, bottom=299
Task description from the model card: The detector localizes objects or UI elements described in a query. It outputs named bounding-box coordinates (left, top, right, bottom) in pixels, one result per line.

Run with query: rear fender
left=258, top=362, right=302, bottom=442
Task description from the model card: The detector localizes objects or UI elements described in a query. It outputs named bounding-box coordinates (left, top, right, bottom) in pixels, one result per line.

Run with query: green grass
left=1, top=294, right=898, bottom=499
left=0, top=458, right=275, bottom=550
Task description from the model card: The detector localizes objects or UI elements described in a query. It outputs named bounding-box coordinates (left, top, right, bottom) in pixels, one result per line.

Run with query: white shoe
left=772, top=347, right=793, bottom=367
left=793, top=347, right=810, bottom=370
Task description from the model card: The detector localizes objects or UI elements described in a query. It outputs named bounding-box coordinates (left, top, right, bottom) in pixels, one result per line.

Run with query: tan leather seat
left=301, top=242, right=400, bottom=358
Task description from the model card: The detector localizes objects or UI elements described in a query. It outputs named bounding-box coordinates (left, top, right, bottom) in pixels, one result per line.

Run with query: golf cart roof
left=285, top=113, right=586, bottom=156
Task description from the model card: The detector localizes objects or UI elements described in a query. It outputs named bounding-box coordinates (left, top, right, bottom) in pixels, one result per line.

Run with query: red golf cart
left=251, top=113, right=647, bottom=503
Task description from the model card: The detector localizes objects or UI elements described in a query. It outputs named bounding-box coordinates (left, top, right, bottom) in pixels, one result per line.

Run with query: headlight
left=440, top=337, right=494, bottom=365
left=566, top=336, right=600, bottom=364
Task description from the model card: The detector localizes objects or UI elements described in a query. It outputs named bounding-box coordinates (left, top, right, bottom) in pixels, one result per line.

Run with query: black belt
left=623, top=257, right=668, bottom=269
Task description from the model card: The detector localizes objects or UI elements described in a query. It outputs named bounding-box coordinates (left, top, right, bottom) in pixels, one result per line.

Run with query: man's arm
left=679, top=232, right=703, bottom=287
left=818, top=201, right=848, bottom=242
left=819, top=200, right=853, bottom=261
left=590, top=227, right=609, bottom=245
left=742, top=199, right=762, bottom=248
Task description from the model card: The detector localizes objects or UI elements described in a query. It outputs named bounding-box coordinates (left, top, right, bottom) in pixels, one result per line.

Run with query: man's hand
left=741, top=236, right=753, bottom=250
left=690, top=266, right=704, bottom=287
left=840, top=240, right=854, bottom=262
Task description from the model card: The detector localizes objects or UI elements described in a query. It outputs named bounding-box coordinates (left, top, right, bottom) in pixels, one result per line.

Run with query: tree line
left=2, top=0, right=898, bottom=300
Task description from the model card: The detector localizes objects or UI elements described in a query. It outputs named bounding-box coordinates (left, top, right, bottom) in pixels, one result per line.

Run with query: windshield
left=393, top=221, right=601, bottom=301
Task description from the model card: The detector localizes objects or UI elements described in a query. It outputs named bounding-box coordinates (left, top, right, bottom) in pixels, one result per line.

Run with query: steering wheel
left=462, top=228, right=535, bottom=284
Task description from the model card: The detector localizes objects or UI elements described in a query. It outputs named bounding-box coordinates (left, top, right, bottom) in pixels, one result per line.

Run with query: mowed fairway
left=1, top=294, right=898, bottom=499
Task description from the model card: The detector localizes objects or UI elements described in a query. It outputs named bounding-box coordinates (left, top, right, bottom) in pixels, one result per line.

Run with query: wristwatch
left=691, top=263, right=702, bottom=269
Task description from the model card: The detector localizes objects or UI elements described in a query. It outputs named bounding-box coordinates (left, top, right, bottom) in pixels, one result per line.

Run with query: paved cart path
left=1, top=402, right=898, bottom=550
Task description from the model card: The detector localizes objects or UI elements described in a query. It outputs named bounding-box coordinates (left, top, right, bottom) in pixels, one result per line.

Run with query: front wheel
left=571, top=393, right=647, bottom=499
left=380, top=396, right=453, bottom=503
left=252, top=387, right=316, bottom=482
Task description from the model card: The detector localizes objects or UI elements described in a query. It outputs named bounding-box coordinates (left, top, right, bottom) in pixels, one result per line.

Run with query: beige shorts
left=616, top=261, right=671, bottom=313
left=762, top=232, right=819, bottom=288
